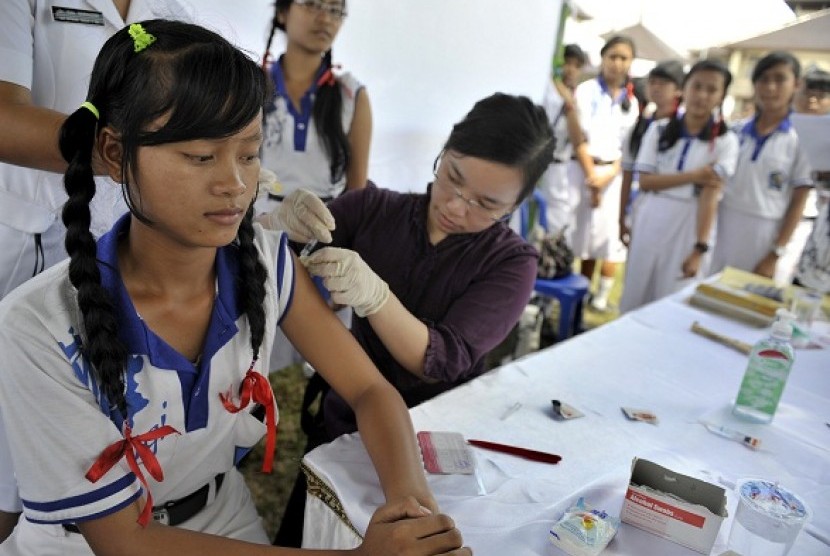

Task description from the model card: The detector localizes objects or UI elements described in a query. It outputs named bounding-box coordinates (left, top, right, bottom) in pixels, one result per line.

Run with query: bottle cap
left=771, top=320, right=793, bottom=339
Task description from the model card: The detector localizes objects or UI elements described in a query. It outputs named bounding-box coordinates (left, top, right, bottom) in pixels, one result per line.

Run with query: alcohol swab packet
left=621, top=407, right=659, bottom=425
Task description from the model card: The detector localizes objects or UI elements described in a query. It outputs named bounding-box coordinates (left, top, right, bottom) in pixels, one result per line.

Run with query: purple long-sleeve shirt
left=321, top=184, right=537, bottom=439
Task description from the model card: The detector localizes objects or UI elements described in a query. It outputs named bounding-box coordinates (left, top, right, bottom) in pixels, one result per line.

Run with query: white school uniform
left=619, top=118, right=739, bottom=313
left=0, top=0, right=194, bottom=516
left=257, top=59, right=363, bottom=207
left=0, top=216, right=293, bottom=554
left=795, top=202, right=830, bottom=293
left=710, top=115, right=814, bottom=276
left=256, top=59, right=362, bottom=371
left=569, top=77, right=638, bottom=262
left=537, top=80, right=577, bottom=235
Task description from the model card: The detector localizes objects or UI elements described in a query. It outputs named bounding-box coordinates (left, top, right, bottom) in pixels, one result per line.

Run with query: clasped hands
left=261, top=189, right=389, bottom=317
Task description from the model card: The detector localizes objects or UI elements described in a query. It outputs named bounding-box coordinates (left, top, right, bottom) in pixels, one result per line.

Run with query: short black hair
left=563, top=43, right=587, bottom=66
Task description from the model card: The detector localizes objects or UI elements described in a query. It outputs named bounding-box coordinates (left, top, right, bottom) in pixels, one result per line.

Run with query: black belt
left=570, top=157, right=615, bottom=165
left=552, top=157, right=569, bottom=164
left=267, top=192, right=334, bottom=203
left=62, top=473, right=225, bottom=533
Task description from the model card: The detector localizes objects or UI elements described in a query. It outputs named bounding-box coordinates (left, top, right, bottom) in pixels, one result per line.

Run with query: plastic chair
left=520, top=191, right=590, bottom=341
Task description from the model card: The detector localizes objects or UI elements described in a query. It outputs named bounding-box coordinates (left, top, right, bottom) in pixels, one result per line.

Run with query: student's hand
left=753, top=252, right=777, bottom=279
left=619, top=219, right=631, bottom=247
left=589, top=187, right=602, bottom=208
left=260, top=188, right=335, bottom=243
left=355, top=497, right=471, bottom=556
left=694, top=165, right=722, bottom=190
left=303, top=247, right=390, bottom=317
left=681, top=250, right=701, bottom=278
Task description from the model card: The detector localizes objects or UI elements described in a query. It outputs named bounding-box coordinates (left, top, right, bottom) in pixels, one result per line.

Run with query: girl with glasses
left=258, top=0, right=371, bottom=373
left=268, top=93, right=554, bottom=546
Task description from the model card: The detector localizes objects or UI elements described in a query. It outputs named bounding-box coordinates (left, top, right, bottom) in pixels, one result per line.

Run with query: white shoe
left=302, top=361, right=316, bottom=378
left=590, top=296, right=608, bottom=312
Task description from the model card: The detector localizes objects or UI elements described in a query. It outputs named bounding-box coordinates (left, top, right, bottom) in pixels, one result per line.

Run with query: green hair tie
left=80, top=101, right=99, bottom=120
left=128, top=23, right=156, bottom=53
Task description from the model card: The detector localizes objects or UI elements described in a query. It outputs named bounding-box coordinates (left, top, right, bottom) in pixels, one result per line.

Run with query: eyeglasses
left=294, top=0, right=347, bottom=19
left=432, top=156, right=511, bottom=223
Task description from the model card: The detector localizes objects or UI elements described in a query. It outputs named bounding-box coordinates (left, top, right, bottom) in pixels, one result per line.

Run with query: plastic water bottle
left=733, top=321, right=795, bottom=423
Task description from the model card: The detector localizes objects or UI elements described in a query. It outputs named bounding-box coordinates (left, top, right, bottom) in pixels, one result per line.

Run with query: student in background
left=710, top=52, right=813, bottom=280
left=257, top=0, right=371, bottom=208
left=0, top=0, right=195, bottom=542
left=569, top=35, right=638, bottom=312
left=619, top=60, right=739, bottom=312
left=0, top=20, right=468, bottom=556
left=256, top=0, right=371, bottom=372
left=619, top=60, right=685, bottom=247
left=537, top=43, right=587, bottom=237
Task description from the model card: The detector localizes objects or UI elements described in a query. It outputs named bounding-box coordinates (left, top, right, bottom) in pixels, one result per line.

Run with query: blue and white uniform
left=569, top=77, right=638, bottom=262
left=619, top=117, right=739, bottom=312
left=0, top=0, right=194, bottom=519
left=257, top=58, right=363, bottom=207
left=256, top=58, right=363, bottom=371
left=795, top=201, right=830, bottom=293
left=710, top=115, right=814, bottom=278
left=537, top=80, right=577, bottom=235
left=0, top=216, right=294, bottom=554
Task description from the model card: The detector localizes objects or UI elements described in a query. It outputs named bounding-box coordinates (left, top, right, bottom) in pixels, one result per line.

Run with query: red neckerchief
left=85, top=423, right=180, bottom=527
left=219, top=361, right=278, bottom=473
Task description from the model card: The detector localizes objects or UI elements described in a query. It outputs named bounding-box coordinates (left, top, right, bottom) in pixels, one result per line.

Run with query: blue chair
left=520, top=191, right=590, bottom=342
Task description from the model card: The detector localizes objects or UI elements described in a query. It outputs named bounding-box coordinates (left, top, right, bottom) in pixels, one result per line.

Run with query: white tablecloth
left=301, top=286, right=830, bottom=555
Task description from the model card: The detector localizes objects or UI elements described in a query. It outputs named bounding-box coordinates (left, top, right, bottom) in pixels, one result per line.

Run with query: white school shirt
left=0, top=0, right=194, bottom=237
left=574, top=77, right=639, bottom=162
left=541, top=80, right=574, bottom=162
left=634, top=117, right=740, bottom=201
left=720, top=115, right=814, bottom=219
left=0, top=215, right=293, bottom=526
left=795, top=202, right=830, bottom=293
left=260, top=58, right=363, bottom=200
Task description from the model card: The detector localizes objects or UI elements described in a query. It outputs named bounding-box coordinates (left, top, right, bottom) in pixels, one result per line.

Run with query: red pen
left=467, top=439, right=562, bottom=464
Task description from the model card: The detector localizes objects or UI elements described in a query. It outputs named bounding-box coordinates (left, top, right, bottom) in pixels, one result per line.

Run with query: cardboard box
left=621, top=458, right=727, bottom=554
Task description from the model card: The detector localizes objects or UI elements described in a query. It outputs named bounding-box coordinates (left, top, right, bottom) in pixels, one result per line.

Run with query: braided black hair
left=265, top=1, right=350, bottom=184
left=657, top=59, right=732, bottom=153
left=59, top=19, right=270, bottom=414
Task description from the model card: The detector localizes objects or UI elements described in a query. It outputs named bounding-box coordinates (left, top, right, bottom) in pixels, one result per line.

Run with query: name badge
left=51, top=6, right=105, bottom=25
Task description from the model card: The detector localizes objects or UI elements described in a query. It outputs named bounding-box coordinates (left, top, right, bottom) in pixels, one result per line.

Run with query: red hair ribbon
left=626, top=80, right=634, bottom=99
left=85, top=424, right=180, bottom=527
left=219, top=363, right=278, bottom=473
left=316, top=63, right=342, bottom=88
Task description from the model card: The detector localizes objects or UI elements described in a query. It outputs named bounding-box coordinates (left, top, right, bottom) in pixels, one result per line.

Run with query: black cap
left=804, top=66, right=830, bottom=92
left=649, top=60, right=685, bottom=87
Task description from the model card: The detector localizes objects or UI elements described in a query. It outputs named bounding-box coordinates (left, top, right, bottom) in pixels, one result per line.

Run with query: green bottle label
left=735, top=350, right=791, bottom=415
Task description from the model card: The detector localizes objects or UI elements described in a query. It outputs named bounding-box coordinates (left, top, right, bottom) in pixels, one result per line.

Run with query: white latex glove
left=259, top=188, right=335, bottom=243
left=302, top=247, right=390, bottom=317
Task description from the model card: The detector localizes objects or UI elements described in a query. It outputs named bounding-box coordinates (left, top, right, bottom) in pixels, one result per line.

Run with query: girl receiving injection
left=619, top=60, right=739, bottom=312
left=0, top=20, right=468, bottom=556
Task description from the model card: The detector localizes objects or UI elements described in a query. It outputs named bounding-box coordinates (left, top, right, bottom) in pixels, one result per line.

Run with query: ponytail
left=313, top=49, right=350, bottom=184
left=60, top=104, right=128, bottom=414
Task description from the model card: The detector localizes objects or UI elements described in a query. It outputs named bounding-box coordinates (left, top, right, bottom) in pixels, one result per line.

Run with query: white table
left=301, top=287, right=830, bottom=555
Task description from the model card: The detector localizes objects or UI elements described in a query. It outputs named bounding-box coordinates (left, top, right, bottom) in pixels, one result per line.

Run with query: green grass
left=243, top=261, right=626, bottom=539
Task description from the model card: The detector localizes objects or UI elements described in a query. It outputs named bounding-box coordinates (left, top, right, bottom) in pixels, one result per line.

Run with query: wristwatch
left=772, top=244, right=786, bottom=257
left=693, top=241, right=709, bottom=254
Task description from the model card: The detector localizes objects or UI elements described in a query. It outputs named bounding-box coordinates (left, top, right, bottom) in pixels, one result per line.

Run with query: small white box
left=621, top=458, right=727, bottom=554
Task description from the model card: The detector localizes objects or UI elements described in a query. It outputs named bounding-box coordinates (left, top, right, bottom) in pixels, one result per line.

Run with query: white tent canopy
left=723, top=8, right=830, bottom=51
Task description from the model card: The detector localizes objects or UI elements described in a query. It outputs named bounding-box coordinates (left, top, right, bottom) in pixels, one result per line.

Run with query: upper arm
left=345, top=88, right=372, bottom=191
left=279, top=252, right=386, bottom=406
left=634, top=124, right=660, bottom=175
left=423, top=250, right=537, bottom=382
